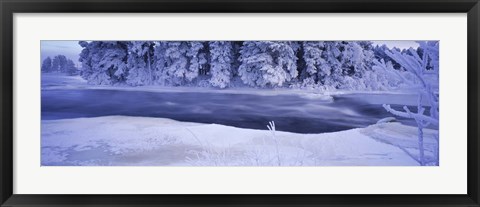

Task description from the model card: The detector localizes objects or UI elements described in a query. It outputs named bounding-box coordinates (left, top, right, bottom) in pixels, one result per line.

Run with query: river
left=41, top=89, right=419, bottom=133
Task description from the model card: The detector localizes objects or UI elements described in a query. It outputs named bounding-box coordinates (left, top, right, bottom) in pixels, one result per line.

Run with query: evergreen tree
left=64, top=59, right=78, bottom=75
left=126, top=41, right=155, bottom=86
left=160, top=41, right=190, bottom=85
left=152, top=41, right=168, bottom=85
left=78, top=41, right=128, bottom=85
left=186, top=41, right=208, bottom=80
left=301, top=41, right=328, bottom=84
left=321, top=41, right=343, bottom=88
left=41, top=57, right=52, bottom=72
left=78, top=41, right=95, bottom=80
left=42, top=55, right=77, bottom=75
left=231, top=41, right=243, bottom=78
left=51, top=55, right=68, bottom=73
left=270, top=41, right=299, bottom=83
left=238, top=41, right=298, bottom=87
left=209, top=41, right=234, bottom=88
left=341, top=41, right=366, bottom=76
left=154, top=41, right=208, bottom=86
left=73, top=40, right=422, bottom=90
left=374, top=44, right=402, bottom=70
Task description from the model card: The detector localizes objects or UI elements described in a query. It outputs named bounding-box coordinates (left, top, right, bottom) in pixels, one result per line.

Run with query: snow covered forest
left=41, top=55, right=78, bottom=75
left=65, top=41, right=437, bottom=91
left=41, top=40, right=439, bottom=166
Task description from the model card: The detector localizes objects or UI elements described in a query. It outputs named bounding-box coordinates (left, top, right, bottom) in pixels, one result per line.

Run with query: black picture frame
left=1, top=0, right=479, bottom=206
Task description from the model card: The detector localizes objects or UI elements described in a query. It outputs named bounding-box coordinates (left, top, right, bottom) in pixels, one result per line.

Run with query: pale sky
left=41, top=41, right=83, bottom=66
left=40, top=40, right=421, bottom=67
left=372, top=41, right=420, bottom=50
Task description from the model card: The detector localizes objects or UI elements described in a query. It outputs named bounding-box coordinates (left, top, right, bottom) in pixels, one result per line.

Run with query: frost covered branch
left=382, top=104, right=439, bottom=126
left=382, top=41, right=439, bottom=166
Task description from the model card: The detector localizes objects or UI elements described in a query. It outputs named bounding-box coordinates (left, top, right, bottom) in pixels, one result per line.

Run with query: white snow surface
left=41, top=115, right=432, bottom=166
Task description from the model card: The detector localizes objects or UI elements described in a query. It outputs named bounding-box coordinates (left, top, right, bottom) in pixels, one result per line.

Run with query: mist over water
left=42, top=89, right=417, bottom=133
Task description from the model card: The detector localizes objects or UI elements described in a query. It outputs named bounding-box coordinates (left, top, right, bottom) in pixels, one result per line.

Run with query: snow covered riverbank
left=40, top=40, right=440, bottom=167
left=42, top=73, right=423, bottom=103
left=42, top=116, right=438, bottom=166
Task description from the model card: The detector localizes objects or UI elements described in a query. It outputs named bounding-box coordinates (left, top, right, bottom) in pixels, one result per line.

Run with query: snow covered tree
left=238, top=41, right=272, bottom=87
left=51, top=55, right=68, bottom=73
left=78, top=41, right=94, bottom=80
left=152, top=42, right=166, bottom=84
left=78, top=41, right=128, bottom=85
left=341, top=41, right=374, bottom=77
left=209, top=41, right=234, bottom=88
left=301, top=41, right=329, bottom=84
left=186, top=41, right=208, bottom=80
left=382, top=41, right=439, bottom=166
left=156, top=41, right=190, bottom=85
left=43, top=55, right=77, bottom=75
left=374, top=44, right=402, bottom=70
left=51, top=56, right=60, bottom=72
left=64, top=59, right=78, bottom=75
left=238, top=41, right=298, bottom=87
left=41, top=57, right=52, bottom=72
left=231, top=41, right=243, bottom=77
left=126, top=41, right=155, bottom=86
left=99, top=41, right=129, bottom=84
left=320, top=41, right=343, bottom=89
left=366, top=58, right=416, bottom=90
left=74, top=40, right=425, bottom=90
left=270, top=41, right=299, bottom=83
left=154, top=41, right=208, bottom=86
left=335, top=41, right=377, bottom=90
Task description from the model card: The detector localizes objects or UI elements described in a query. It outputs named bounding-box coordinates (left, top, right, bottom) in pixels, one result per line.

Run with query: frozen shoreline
left=41, top=74, right=438, bottom=166
left=42, top=115, right=438, bottom=166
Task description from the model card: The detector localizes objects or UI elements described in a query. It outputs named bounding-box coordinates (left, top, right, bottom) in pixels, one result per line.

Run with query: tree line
left=44, top=41, right=435, bottom=90
left=41, top=55, right=78, bottom=75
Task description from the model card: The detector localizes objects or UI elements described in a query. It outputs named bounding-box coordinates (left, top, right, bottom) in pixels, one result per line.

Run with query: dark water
left=41, top=89, right=417, bottom=133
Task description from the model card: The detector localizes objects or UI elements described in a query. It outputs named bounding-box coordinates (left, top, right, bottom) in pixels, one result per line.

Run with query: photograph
left=40, top=40, right=439, bottom=166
